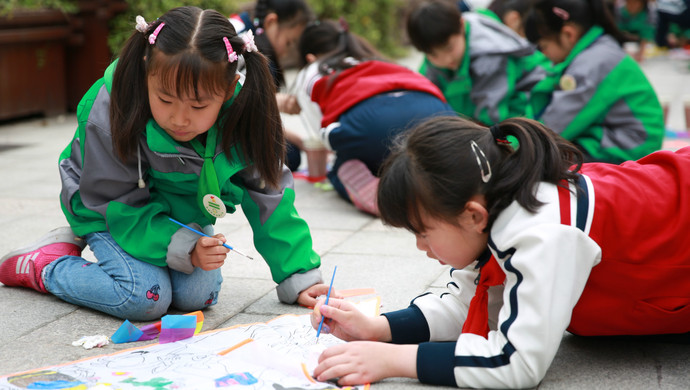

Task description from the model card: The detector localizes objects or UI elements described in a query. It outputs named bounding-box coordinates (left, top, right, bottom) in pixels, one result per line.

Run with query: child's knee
left=171, top=289, right=220, bottom=312
left=117, top=288, right=172, bottom=321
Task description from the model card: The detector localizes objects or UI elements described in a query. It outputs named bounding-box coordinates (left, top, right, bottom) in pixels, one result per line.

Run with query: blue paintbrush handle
left=316, top=266, right=338, bottom=339
left=168, top=217, right=253, bottom=259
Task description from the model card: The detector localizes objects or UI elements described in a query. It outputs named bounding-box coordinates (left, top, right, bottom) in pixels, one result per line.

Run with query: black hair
left=298, top=19, right=384, bottom=73
left=377, top=116, right=583, bottom=233
left=110, top=6, right=285, bottom=188
left=488, top=0, right=531, bottom=20
left=406, top=0, right=464, bottom=54
left=253, top=0, right=313, bottom=30
left=524, top=0, right=624, bottom=45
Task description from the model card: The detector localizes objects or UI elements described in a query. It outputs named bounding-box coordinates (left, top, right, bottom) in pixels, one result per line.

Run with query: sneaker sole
left=338, top=160, right=380, bottom=215
left=0, top=227, right=85, bottom=266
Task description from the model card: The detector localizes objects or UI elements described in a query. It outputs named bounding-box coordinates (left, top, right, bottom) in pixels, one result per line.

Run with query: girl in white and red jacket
left=309, top=115, right=690, bottom=388
left=290, top=19, right=454, bottom=216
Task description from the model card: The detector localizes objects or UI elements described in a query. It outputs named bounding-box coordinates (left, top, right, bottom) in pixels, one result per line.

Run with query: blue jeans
left=42, top=232, right=222, bottom=321
left=326, top=91, right=454, bottom=200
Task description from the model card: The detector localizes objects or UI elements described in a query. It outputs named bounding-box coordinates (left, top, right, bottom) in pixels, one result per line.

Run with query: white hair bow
left=242, top=30, right=258, bottom=53
left=135, top=15, right=149, bottom=33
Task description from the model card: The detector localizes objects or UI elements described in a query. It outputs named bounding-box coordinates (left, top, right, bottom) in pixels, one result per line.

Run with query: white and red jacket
left=383, top=147, right=690, bottom=388
left=294, top=59, right=445, bottom=144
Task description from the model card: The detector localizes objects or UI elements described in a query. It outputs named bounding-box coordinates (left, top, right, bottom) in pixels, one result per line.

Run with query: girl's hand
left=311, top=298, right=392, bottom=342
left=297, top=283, right=343, bottom=308
left=276, top=93, right=301, bottom=115
left=313, top=342, right=418, bottom=386
left=190, top=234, right=229, bottom=270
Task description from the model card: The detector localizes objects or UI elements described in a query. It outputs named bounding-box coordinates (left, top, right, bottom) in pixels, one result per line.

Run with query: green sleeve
left=241, top=186, right=320, bottom=284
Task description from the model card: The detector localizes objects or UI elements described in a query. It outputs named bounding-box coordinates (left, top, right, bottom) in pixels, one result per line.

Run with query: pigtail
left=220, top=43, right=285, bottom=189
left=110, top=21, right=156, bottom=161
left=298, top=19, right=384, bottom=93
left=484, top=118, right=582, bottom=227
left=377, top=116, right=582, bottom=234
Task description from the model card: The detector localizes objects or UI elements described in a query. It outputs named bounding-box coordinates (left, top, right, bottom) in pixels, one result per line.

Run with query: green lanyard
left=189, top=129, right=225, bottom=222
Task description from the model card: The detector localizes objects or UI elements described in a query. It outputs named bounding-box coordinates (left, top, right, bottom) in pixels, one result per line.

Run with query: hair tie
left=470, top=140, right=492, bottom=183
left=242, top=30, right=258, bottom=53
left=552, top=7, right=570, bottom=21
left=135, top=15, right=149, bottom=33
left=339, top=17, right=349, bottom=32
left=223, top=37, right=238, bottom=63
left=148, top=22, right=165, bottom=45
left=490, top=124, right=510, bottom=144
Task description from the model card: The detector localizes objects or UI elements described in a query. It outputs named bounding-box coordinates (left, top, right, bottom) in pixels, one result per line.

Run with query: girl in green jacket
left=525, top=0, right=664, bottom=163
left=0, top=6, right=331, bottom=321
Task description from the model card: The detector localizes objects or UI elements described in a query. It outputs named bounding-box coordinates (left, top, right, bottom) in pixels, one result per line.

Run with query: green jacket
left=419, top=12, right=548, bottom=125
left=529, top=26, right=664, bottom=163
left=58, top=61, right=321, bottom=303
left=618, top=6, right=656, bottom=41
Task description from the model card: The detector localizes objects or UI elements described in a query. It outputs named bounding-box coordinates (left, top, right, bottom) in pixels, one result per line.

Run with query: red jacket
left=311, top=60, right=446, bottom=127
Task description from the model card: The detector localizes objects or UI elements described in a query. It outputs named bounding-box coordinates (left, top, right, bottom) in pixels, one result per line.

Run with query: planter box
left=0, top=9, right=70, bottom=120
left=66, top=0, right=127, bottom=111
left=0, top=1, right=127, bottom=121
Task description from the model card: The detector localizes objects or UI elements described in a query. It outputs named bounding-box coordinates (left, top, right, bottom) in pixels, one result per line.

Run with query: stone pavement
left=0, top=52, right=689, bottom=389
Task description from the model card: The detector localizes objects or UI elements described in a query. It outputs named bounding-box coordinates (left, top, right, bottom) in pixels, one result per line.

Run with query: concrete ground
left=0, top=51, right=689, bottom=388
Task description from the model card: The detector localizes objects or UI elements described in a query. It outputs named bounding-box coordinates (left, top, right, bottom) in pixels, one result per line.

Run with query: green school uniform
left=419, top=12, right=547, bottom=124
left=530, top=26, right=664, bottom=163
left=58, top=61, right=322, bottom=303
left=618, top=6, right=656, bottom=41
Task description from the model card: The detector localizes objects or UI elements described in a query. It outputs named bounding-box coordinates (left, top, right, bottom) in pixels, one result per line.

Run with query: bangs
left=377, top=153, right=432, bottom=235
left=148, top=50, right=230, bottom=100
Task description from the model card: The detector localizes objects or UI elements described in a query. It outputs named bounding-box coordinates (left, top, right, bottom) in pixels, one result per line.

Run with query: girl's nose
left=170, top=107, right=190, bottom=127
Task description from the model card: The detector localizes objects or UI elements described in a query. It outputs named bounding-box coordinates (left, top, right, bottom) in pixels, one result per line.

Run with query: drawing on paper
left=0, top=298, right=379, bottom=390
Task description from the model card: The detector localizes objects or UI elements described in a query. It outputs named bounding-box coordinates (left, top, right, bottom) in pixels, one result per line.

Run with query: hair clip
left=223, top=37, right=238, bottom=63
left=148, top=22, right=165, bottom=45
left=135, top=15, right=149, bottom=33
left=470, top=140, right=492, bottom=183
left=552, top=7, right=570, bottom=21
left=242, top=30, right=258, bottom=53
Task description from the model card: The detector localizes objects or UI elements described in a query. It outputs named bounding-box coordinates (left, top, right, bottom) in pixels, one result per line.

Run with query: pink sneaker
left=337, top=159, right=380, bottom=216
left=0, top=227, right=85, bottom=293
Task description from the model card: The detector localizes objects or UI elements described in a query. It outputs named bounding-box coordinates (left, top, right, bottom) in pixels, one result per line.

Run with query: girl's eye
left=192, top=106, right=208, bottom=110
left=159, top=97, right=171, bottom=104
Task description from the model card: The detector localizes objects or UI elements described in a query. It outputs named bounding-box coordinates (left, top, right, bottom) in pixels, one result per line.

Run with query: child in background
left=655, top=0, right=690, bottom=48
left=290, top=19, right=454, bottom=215
left=525, top=0, right=663, bottom=163
left=229, top=0, right=314, bottom=171
left=482, top=0, right=553, bottom=77
left=0, top=7, right=331, bottom=321
left=406, top=0, right=547, bottom=125
left=309, top=115, right=690, bottom=388
left=486, top=0, right=532, bottom=37
left=616, top=0, right=656, bottom=60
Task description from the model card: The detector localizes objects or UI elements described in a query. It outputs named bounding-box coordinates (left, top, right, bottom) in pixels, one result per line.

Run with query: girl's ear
left=503, top=11, right=523, bottom=36
left=305, top=53, right=317, bottom=63
left=226, top=74, right=240, bottom=100
left=263, top=12, right=279, bottom=30
left=464, top=199, right=489, bottom=234
left=560, top=23, right=581, bottom=48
